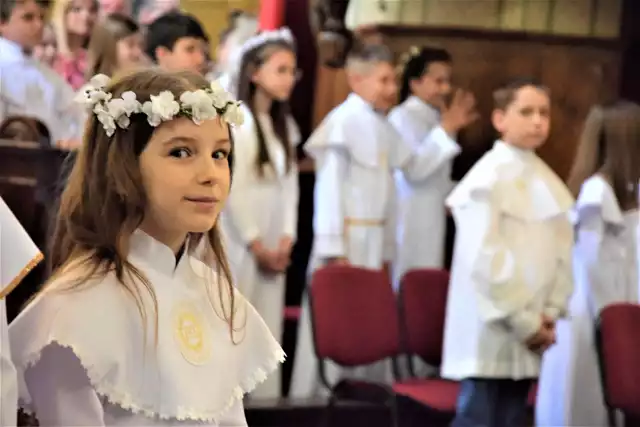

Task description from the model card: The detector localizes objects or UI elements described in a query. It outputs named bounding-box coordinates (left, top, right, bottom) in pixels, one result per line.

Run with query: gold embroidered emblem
left=172, top=302, right=212, bottom=366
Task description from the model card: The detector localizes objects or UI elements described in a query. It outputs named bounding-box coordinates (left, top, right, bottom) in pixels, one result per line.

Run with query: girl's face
left=138, top=117, right=232, bottom=250
left=65, top=0, right=98, bottom=37
left=251, top=48, right=298, bottom=102
left=116, top=32, right=143, bottom=71
left=33, top=25, right=57, bottom=65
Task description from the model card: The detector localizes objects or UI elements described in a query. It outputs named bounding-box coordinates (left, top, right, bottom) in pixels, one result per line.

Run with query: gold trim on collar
left=0, top=252, right=43, bottom=299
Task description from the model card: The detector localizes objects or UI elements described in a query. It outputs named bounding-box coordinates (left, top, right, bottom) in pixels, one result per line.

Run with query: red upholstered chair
left=596, top=303, right=640, bottom=426
left=393, top=269, right=460, bottom=418
left=309, top=265, right=400, bottom=425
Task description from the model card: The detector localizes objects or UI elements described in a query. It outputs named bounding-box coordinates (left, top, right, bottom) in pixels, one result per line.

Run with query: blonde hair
left=85, top=13, right=139, bottom=79
left=567, top=101, right=640, bottom=210
left=50, top=0, right=97, bottom=56
left=45, top=69, right=239, bottom=344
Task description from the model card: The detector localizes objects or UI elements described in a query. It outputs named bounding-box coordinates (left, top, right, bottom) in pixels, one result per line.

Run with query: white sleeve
left=220, top=398, right=248, bottom=426
left=388, top=113, right=460, bottom=182
left=24, top=343, right=105, bottom=426
left=282, top=162, right=299, bottom=240
left=383, top=177, right=396, bottom=263
left=400, top=126, right=460, bottom=183
left=574, top=210, right=627, bottom=314
left=543, top=217, right=574, bottom=320
left=459, top=192, right=540, bottom=342
left=55, top=78, right=85, bottom=142
left=225, top=126, right=262, bottom=245
left=312, top=148, right=348, bottom=259
left=0, top=299, right=16, bottom=427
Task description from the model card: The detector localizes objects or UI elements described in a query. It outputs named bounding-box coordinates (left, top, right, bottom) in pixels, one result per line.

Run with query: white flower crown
left=75, top=74, right=245, bottom=137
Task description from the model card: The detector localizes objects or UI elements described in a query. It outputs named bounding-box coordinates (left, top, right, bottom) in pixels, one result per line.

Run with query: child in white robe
left=0, top=197, right=43, bottom=427
left=536, top=102, right=640, bottom=426
left=443, top=77, right=574, bottom=427
left=0, top=0, right=84, bottom=146
left=389, top=45, right=477, bottom=286
left=289, top=43, right=477, bottom=399
left=208, top=11, right=258, bottom=92
left=8, top=69, right=284, bottom=426
left=220, top=27, right=300, bottom=400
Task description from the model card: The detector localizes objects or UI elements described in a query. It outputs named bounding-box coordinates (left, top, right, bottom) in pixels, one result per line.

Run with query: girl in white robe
left=220, top=27, right=300, bottom=400
left=8, top=69, right=284, bottom=426
left=0, top=197, right=43, bottom=427
left=389, top=46, right=462, bottom=286
left=536, top=102, right=640, bottom=427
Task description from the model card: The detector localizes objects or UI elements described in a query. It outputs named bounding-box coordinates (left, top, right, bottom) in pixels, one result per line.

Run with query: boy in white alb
left=0, top=197, right=42, bottom=426
left=290, top=43, right=476, bottom=398
left=442, top=78, right=574, bottom=427
left=0, top=0, right=84, bottom=146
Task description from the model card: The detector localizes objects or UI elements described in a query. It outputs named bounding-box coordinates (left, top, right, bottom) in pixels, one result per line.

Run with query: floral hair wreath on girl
left=75, top=74, right=245, bottom=137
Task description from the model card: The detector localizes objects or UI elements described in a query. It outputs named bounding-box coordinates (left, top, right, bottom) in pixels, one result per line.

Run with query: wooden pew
left=0, top=139, right=68, bottom=321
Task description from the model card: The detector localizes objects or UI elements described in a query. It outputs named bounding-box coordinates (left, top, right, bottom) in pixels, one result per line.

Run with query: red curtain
left=258, top=0, right=285, bottom=30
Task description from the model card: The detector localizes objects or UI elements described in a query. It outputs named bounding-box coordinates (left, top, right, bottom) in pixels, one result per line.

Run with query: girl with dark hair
left=389, top=46, right=476, bottom=290
left=537, top=102, right=640, bottom=426
left=8, top=69, right=284, bottom=426
left=220, top=27, right=300, bottom=400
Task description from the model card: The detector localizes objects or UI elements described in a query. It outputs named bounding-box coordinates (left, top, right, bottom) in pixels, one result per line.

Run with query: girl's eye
left=169, top=148, right=191, bottom=159
left=213, top=150, right=229, bottom=160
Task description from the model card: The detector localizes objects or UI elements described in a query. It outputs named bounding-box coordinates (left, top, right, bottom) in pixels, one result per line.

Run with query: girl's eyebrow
left=163, top=136, right=231, bottom=146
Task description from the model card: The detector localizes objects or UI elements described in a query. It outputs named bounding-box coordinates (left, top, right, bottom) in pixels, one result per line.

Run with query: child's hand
left=441, top=89, right=479, bottom=136
left=526, top=315, right=556, bottom=354
left=250, top=241, right=282, bottom=274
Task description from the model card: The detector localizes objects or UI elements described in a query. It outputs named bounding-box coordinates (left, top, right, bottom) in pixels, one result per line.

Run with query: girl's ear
left=250, top=66, right=262, bottom=85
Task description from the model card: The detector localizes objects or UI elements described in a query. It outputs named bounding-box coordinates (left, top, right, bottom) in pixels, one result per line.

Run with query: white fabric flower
left=93, top=104, right=117, bottom=136
left=180, top=90, right=217, bottom=124
left=222, top=103, right=244, bottom=126
left=89, top=74, right=111, bottom=89
left=141, top=91, right=180, bottom=126
left=208, top=81, right=230, bottom=109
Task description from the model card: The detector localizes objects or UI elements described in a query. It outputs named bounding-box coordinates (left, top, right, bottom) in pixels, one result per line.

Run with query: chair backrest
left=0, top=139, right=67, bottom=243
left=596, top=303, right=640, bottom=417
left=399, top=269, right=449, bottom=367
left=310, top=265, right=400, bottom=367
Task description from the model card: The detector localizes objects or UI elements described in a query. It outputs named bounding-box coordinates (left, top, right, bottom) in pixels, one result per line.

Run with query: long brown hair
left=567, top=101, right=640, bottom=211
left=236, top=40, right=295, bottom=177
left=85, top=13, right=139, bottom=79
left=47, top=69, right=237, bottom=343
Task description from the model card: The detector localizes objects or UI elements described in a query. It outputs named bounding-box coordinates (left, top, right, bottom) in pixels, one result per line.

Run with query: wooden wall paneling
left=538, top=45, right=620, bottom=178
left=312, top=66, right=349, bottom=127
left=375, top=27, right=620, bottom=179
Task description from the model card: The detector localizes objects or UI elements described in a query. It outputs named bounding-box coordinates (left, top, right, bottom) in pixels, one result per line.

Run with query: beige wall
left=181, top=0, right=260, bottom=52
left=346, top=0, right=622, bottom=38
